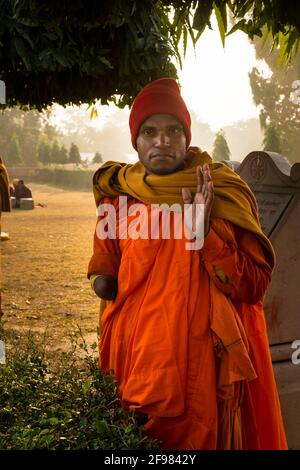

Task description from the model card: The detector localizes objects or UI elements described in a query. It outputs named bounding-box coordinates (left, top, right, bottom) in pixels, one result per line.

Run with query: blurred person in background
left=0, top=156, right=11, bottom=317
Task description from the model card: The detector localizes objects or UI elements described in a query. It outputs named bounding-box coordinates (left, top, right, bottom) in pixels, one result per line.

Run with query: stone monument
left=237, top=150, right=300, bottom=449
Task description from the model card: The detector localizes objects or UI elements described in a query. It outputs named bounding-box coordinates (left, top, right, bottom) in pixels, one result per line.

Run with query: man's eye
left=170, top=127, right=182, bottom=134
left=143, top=128, right=154, bottom=135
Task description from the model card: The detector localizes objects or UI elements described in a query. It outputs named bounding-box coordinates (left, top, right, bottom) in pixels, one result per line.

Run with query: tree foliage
left=262, top=122, right=282, bottom=153
left=0, top=108, right=62, bottom=166
left=5, top=133, right=22, bottom=165
left=50, top=140, right=61, bottom=164
left=48, top=141, right=69, bottom=164
left=57, top=145, right=68, bottom=164
left=0, top=108, right=41, bottom=165
left=249, top=34, right=300, bottom=163
left=212, top=129, right=231, bottom=161
left=37, top=137, right=52, bottom=166
left=0, top=1, right=300, bottom=109
left=93, top=152, right=103, bottom=164
left=69, top=142, right=81, bottom=164
left=0, top=107, right=83, bottom=166
left=0, top=0, right=177, bottom=109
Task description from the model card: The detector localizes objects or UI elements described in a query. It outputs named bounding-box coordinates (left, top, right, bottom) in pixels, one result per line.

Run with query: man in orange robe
left=0, top=156, right=11, bottom=318
left=87, top=78, right=287, bottom=450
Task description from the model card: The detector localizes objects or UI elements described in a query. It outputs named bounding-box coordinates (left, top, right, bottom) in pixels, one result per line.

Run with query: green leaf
left=15, top=17, right=39, bottom=27
left=99, top=57, right=113, bottom=69
left=227, top=19, right=247, bottom=37
left=44, top=33, right=58, bottom=41
left=90, top=107, right=98, bottom=120
left=260, top=27, right=271, bottom=50
left=231, top=0, right=254, bottom=18
left=213, top=2, right=227, bottom=47
left=53, top=51, right=71, bottom=68
left=47, top=417, right=59, bottom=426
left=192, top=1, right=213, bottom=34
left=83, top=379, right=91, bottom=394
left=14, top=37, right=31, bottom=70
left=19, top=29, right=34, bottom=49
left=39, top=428, right=50, bottom=435
left=183, top=26, right=188, bottom=57
left=95, top=419, right=109, bottom=433
left=131, top=2, right=137, bottom=16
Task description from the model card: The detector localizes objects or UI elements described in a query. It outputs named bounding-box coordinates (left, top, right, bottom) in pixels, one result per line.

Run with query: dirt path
left=0, top=183, right=101, bottom=351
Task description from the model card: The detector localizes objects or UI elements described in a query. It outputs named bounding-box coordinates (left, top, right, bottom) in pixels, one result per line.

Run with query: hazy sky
left=177, top=21, right=270, bottom=131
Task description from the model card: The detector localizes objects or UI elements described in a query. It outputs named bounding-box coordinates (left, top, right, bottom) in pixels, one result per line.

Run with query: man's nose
left=154, top=131, right=170, bottom=147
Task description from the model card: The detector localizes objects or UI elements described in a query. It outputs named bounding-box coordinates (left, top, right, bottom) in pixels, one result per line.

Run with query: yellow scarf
left=92, top=147, right=275, bottom=267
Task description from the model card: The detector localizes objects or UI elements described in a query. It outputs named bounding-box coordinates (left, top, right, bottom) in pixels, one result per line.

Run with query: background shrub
left=0, top=326, right=159, bottom=450
left=32, top=168, right=94, bottom=191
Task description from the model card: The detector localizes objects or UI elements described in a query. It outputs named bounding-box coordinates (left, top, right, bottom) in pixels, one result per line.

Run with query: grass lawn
left=1, top=183, right=100, bottom=353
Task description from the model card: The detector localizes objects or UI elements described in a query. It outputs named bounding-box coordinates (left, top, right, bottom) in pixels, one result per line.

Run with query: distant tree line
left=37, top=140, right=81, bottom=166
left=0, top=108, right=102, bottom=167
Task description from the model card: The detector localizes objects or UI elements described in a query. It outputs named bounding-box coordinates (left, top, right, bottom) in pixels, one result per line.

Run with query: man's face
left=136, top=113, right=187, bottom=175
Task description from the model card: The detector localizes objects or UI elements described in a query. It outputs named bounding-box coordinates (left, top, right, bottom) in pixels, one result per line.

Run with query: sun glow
left=177, top=18, right=270, bottom=131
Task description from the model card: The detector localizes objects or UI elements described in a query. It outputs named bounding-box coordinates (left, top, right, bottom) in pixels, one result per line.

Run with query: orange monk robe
left=0, top=157, right=10, bottom=317
left=88, top=196, right=287, bottom=450
left=0, top=156, right=11, bottom=224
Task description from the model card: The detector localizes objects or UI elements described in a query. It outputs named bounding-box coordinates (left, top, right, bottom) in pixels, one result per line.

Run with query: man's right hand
left=182, top=164, right=214, bottom=238
left=93, top=275, right=118, bottom=300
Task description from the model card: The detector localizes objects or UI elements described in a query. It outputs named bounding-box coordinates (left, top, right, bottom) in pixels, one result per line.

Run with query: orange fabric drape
left=0, top=156, right=11, bottom=213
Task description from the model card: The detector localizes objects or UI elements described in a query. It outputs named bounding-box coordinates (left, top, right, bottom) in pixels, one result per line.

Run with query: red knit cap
left=129, top=77, right=191, bottom=149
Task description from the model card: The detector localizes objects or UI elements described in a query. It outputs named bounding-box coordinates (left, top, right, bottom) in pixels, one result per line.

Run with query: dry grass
left=0, top=183, right=100, bottom=352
